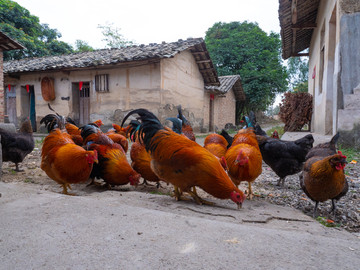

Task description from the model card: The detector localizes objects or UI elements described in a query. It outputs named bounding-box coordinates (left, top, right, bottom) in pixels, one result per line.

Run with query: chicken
left=256, top=134, right=314, bottom=187
left=128, top=120, right=162, bottom=186
left=40, top=117, right=98, bottom=195
left=121, top=108, right=245, bottom=208
left=299, top=133, right=348, bottom=217
left=0, top=119, right=35, bottom=171
left=105, top=132, right=129, bottom=153
left=203, top=133, right=228, bottom=159
left=177, top=105, right=196, bottom=141
left=225, top=128, right=262, bottom=199
left=80, top=124, right=140, bottom=188
left=220, top=129, right=234, bottom=148
left=271, top=130, right=280, bottom=139
left=112, top=123, right=131, bottom=138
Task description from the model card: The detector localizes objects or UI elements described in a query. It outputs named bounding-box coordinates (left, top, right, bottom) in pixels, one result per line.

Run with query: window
left=95, top=74, right=109, bottom=92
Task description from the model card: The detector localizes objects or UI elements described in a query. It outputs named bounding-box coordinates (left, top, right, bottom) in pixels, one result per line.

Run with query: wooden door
left=29, top=86, right=37, bottom=132
left=79, top=82, right=90, bottom=125
left=6, top=85, right=17, bottom=125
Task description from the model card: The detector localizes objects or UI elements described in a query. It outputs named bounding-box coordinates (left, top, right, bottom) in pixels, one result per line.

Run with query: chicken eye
left=236, top=195, right=240, bottom=199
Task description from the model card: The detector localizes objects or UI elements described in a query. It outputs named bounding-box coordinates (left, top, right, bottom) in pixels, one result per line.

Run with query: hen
left=40, top=117, right=98, bottom=195
left=80, top=125, right=140, bottom=188
left=256, top=134, right=314, bottom=187
left=0, top=119, right=35, bottom=172
left=203, top=133, right=228, bottom=159
left=299, top=133, right=348, bottom=217
left=225, top=128, right=262, bottom=199
left=177, top=105, right=196, bottom=141
left=111, top=123, right=132, bottom=138
left=121, top=108, right=245, bottom=208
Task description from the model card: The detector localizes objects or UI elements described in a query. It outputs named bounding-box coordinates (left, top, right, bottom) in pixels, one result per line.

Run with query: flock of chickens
left=0, top=106, right=348, bottom=218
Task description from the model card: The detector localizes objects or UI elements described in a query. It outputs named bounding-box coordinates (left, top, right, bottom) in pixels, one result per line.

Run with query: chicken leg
left=187, top=188, right=214, bottom=206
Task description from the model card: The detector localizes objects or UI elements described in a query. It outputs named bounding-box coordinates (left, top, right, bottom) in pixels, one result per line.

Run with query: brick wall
left=0, top=50, right=4, bottom=122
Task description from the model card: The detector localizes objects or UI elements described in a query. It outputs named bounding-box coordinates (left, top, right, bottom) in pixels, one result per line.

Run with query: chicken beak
left=237, top=203, right=242, bottom=210
left=94, top=158, right=99, bottom=164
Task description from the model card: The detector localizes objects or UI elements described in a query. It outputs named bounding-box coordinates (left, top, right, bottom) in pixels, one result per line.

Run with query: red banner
left=210, top=94, right=214, bottom=100
left=26, top=84, right=30, bottom=92
left=79, top=81, right=83, bottom=91
left=8, top=84, right=11, bottom=92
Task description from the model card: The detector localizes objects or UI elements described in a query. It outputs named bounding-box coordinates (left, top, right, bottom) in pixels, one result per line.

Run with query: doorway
left=5, top=85, right=17, bottom=125
left=72, top=82, right=90, bottom=125
left=20, top=85, right=36, bottom=131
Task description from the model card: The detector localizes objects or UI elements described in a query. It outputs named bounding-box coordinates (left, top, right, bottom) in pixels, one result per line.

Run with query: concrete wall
left=308, top=0, right=338, bottom=135
left=214, top=90, right=236, bottom=131
left=160, top=51, right=206, bottom=131
left=0, top=50, right=4, bottom=122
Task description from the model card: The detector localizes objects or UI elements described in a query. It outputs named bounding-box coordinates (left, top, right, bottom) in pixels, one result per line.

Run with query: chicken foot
left=61, top=183, right=76, bottom=196
left=187, top=188, right=215, bottom=206
left=14, top=163, right=24, bottom=172
left=276, top=177, right=285, bottom=187
left=172, top=186, right=192, bottom=201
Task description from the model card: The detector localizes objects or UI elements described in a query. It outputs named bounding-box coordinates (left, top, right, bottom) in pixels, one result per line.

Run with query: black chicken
left=256, top=134, right=314, bottom=186
left=0, top=119, right=35, bottom=171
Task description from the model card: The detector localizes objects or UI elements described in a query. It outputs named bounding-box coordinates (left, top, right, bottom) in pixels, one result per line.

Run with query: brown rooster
left=80, top=124, right=140, bottom=188
left=299, top=133, right=348, bottom=217
left=203, top=133, right=228, bottom=159
left=225, top=128, right=262, bottom=199
left=40, top=117, right=98, bottom=195
left=122, top=109, right=246, bottom=208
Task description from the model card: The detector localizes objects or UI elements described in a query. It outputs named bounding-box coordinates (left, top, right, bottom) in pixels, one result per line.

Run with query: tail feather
left=220, top=129, right=233, bottom=148
left=121, top=109, right=163, bottom=150
left=166, top=117, right=182, bottom=134
left=40, top=114, right=65, bottom=132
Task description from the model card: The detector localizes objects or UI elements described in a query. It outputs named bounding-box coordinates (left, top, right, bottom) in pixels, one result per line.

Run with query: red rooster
left=225, top=128, right=262, bottom=199
left=203, top=133, right=228, bottom=159
left=121, top=109, right=245, bottom=208
left=80, top=125, right=140, bottom=188
left=40, top=117, right=98, bottom=195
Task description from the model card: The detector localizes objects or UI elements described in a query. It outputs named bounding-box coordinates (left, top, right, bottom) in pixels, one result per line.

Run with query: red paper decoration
left=79, top=81, right=83, bottom=91
left=8, top=84, right=11, bottom=92
left=26, top=84, right=30, bottom=92
left=210, top=94, right=214, bottom=100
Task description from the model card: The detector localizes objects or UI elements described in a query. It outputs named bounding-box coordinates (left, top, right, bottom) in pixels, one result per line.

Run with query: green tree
left=205, top=21, right=288, bottom=113
left=287, top=56, right=308, bottom=91
left=98, top=23, right=134, bottom=48
left=74, top=39, right=94, bottom=52
left=0, top=0, right=73, bottom=60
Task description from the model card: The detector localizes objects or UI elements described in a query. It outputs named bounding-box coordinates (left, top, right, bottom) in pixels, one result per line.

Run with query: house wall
left=160, top=51, right=206, bottom=131
left=4, top=62, right=162, bottom=130
left=308, top=0, right=338, bottom=135
left=308, top=0, right=360, bottom=137
left=214, top=91, right=236, bottom=131
left=4, top=50, right=210, bottom=132
left=0, top=50, right=4, bottom=123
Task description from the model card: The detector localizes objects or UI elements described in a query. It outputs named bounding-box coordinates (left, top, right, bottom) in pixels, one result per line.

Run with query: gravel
left=1, top=141, right=359, bottom=233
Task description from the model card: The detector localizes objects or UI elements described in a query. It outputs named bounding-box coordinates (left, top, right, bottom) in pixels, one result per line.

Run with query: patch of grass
left=266, top=125, right=285, bottom=137
left=24, top=178, right=33, bottom=183
left=35, top=137, right=45, bottom=148
left=9, top=169, right=16, bottom=175
left=337, top=146, right=360, bottom=162
left=316, top=216, right=341, bottom=228
left=149, top=190, right=171, bottom=196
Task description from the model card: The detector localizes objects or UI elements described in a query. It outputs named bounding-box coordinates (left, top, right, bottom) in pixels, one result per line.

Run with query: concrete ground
left=1, top=180, right=359, bottom=270
left=281, top=131, right=333, bottom=146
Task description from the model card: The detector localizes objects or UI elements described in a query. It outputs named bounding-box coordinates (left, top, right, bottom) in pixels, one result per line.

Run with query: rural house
left=0, top=31, right=24, bottom=124
left=279, top=0, right=360, bottom=147
left=3, top=38, right=245, bottom=133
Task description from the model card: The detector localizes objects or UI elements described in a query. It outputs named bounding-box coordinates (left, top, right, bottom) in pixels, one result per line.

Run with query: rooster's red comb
left=337, top=150, right=347, bottom=159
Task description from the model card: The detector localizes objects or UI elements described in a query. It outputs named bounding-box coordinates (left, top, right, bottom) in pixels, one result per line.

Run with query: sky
left=14, top=0, right=281, bottom=49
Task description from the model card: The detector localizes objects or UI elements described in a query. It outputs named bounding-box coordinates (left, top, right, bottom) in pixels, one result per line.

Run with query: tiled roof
left=278, top=0, right=320, bottom=59
left=4, top=37, right=219, bottom=86
left=0, top=31, right=24, bottom=51
left=206, top=75, right=245, bottom=101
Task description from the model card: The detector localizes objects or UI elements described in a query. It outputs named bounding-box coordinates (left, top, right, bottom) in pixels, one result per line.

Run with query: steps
left=337, top=84, right=360, bottom=130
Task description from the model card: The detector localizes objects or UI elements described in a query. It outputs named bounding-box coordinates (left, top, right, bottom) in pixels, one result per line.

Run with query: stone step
left=337, top=109, right=360, bottom=131
left=344, top=92, right=360, bottom=109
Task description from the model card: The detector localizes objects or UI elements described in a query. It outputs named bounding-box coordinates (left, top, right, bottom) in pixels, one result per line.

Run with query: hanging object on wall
left=79, top=81, right=83, bottom=91
left=312, top=66, right=316, bottom=79
left=8, top=84, right=11, bottom=92
left=26, top=84, right=30, bottom=93
left=210, top=94, right=214, bottom=100
left=41, top=77, right=55, bottom=101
